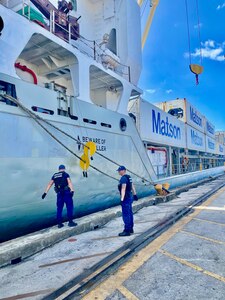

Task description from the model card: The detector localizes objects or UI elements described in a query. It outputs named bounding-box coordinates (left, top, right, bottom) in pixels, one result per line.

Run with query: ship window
left=0, top=16, right=4, bottom=34
left=120, top=118, right=127, bottom=131
left=32, top=106, right=54, bottom=115
left=83, top=118, right=97, bottom=125
left=106, top=28, right=117, bottom=55
left=101, top=122, right=111, bottom=128
left=0, top=80, right=17, bottom=106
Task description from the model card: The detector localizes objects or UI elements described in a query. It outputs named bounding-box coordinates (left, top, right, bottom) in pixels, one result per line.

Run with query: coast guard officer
left=117, top=166, right=138, bottom=236
left=42, top=165, right=77, bottom=228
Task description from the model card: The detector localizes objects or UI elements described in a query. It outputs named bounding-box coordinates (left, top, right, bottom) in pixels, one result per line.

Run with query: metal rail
left=43, top=177, right=225, bottom=300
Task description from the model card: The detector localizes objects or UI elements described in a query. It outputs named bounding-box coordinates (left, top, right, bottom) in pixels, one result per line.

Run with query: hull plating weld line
left=43, top=181, right=225, bottom=300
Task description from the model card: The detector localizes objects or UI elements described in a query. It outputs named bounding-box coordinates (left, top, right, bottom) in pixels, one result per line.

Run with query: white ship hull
left=1, top=74, right=224, bottom=241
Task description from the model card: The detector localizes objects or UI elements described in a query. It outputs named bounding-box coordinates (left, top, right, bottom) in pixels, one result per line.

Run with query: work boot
left=118, top=231, right=130, bottom=236
left=68, top=220, right=77, bottom=227
left=58, top=223, right=64, bottom=228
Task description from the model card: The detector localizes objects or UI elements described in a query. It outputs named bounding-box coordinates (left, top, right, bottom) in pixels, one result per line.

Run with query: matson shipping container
left=204, top=117, right=215, bottom=138
left=155, top=98, right=205, bottom=133
left=205, top=136, right=216, bottom=154
left=186, top=125, right=206, bottom=152
left=128, top=98, right=186, bottom=148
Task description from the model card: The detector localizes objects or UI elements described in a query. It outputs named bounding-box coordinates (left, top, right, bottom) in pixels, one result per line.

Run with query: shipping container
left=128, top=98, right=186, bottom=148
left=186, top=125, right=206, bottom=152
left=215, top=142, right=225, bottom=155
left=215, top=132, right=225, bottom=145
left=155, top=98, right=205, bottom=133
left=204, top=117, right=215, bottom=138
left=205, top=136, right=216, bottom=154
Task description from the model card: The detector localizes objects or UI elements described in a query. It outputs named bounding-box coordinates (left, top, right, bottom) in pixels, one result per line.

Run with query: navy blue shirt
left=51, top=171, right=70, bottom=192
left=118, top=174, right=133, bottom=200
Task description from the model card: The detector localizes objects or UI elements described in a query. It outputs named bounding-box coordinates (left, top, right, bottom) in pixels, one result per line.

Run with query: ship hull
left=0, top=75, right=224, bottom=242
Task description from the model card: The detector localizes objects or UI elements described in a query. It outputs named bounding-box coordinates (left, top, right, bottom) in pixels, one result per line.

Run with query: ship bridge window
left=0, top=80, right=17, bottom=106
left=32, top=106, right=54, bottom=115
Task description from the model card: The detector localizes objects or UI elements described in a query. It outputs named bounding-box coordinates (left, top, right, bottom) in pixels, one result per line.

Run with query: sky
left=139, top=0, right=225, bottom=131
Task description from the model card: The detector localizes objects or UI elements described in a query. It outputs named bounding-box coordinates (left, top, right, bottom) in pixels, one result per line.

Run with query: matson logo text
left=152, top=110, right=181, bottom=139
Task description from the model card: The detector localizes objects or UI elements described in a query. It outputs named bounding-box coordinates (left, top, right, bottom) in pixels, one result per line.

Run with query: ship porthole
left=0, top=16, right=4, bottom=35
left=120, top=118, right=127, bottom=131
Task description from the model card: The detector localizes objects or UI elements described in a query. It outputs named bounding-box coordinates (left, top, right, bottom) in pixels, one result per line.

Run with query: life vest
left=118, top=174, right=132, bottom=199
left=52, top=171, right=70, bottom=193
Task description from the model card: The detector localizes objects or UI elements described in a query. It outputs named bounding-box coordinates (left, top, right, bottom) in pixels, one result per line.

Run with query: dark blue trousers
left=121, top=199, right=134, bottom=232
left=56, top=190, right=74, bottom=223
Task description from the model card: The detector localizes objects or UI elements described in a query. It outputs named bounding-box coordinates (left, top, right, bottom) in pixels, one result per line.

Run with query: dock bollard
left=154, top=183, right=170, bottom=195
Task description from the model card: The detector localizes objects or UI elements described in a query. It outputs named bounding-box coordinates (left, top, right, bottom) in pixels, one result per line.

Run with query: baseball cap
left=58, top=164, right=66, bottom=170
left=117, top=166, right=126, bottom=171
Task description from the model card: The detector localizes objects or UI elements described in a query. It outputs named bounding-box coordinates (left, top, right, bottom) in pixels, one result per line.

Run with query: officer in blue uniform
left=117, top=166, right=138, bottom=236
left=42, top=165, right=77, bottom=228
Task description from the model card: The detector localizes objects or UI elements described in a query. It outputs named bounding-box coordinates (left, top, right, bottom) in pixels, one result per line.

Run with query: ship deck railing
left=1, top=0, right=131, bottom=82
left=154, top=161, right=225, bottom=179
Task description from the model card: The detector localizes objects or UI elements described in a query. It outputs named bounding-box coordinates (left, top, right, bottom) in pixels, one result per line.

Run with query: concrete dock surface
left=1, top=175, right=225, bottom=300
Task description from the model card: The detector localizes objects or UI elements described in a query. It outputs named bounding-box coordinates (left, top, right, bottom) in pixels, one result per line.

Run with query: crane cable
left=185, top=0, right=203, bottom=85
left=3, top=94, right=155, bottom=186
left=196, top=0, right=203, bottom=66
left=185, top=0, right=192, bottom=66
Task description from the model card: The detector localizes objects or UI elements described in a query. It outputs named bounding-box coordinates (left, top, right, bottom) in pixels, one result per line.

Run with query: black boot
left=68, top=220, right=77, bottom=227
left=118, top=231, right=130, bottom=236
left=58, top=223, right=64, bottom=228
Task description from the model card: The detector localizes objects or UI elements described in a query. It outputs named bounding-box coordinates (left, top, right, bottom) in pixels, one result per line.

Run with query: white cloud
left=203, top=40, right=215, bottom=48
left=188, top=39, right=225, bottom=62
left=166, top=89, right=173, bottom=94
left=146, top=89, right=156, bottom=94
left=217, top=3, right=225, bottom=10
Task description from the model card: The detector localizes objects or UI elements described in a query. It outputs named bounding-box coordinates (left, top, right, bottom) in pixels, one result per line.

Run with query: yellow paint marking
left=193, top=217, right=225, bottom=227
left=159, top=249, right=225, bottom=284
left=194, top=206, right=225, bottom=212
left=118, top=285, right=139, bottom=300
left=81, top=187, right=225, bottom=299
left=180, top=230, right=225, bottom=246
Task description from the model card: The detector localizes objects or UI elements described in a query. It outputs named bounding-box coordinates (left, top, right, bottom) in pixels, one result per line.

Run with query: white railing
left=154, top=161, right=225, bottom=179
left=1, top=0, right=131, bottom=82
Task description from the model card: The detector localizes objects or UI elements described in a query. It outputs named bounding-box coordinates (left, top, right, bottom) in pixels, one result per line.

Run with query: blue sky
left=139, top=0, right=225, bottom=131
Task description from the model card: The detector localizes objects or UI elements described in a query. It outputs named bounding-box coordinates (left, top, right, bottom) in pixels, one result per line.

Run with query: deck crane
left=138, top=0, right=159, bottom=49
left=138, top=0, right=203, bottom=84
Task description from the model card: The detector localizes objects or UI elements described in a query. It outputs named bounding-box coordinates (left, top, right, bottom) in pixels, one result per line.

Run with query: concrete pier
left=0, top=175, right=225, bottom=300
